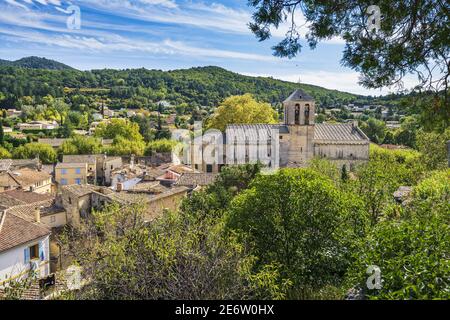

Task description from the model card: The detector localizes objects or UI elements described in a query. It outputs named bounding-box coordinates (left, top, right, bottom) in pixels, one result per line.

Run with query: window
left=305, top=104, right=310, bottom=125
left=295, top=104, right=300, bottom=124
left=29, top=244, right=39, bottom=260
left=61, top=169, right=67, bottom=175
left=206, top=164, right=213, bottom=173
left=60, top=179, right=68, bottom=185
left=75, top=178, right=82, bottom=185
left=75, top=168, right=81, bottom=174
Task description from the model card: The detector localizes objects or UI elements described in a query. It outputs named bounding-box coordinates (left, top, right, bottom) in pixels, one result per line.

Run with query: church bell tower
left=283, top=89, right=315, bottom=166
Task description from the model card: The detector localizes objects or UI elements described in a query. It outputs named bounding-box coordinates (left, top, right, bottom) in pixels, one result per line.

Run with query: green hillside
left=0, top=59, right=364, bottom=108
left=0, top=56, right=74, bottom=70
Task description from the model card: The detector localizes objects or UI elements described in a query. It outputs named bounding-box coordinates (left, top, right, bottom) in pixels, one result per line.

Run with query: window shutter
left=39, top=242, right=45, bottom=261
left=24, top=248, right=30, bottom=264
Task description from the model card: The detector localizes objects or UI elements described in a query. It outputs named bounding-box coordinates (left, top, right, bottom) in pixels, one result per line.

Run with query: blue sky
left=0, top=0, right=419, bottom=95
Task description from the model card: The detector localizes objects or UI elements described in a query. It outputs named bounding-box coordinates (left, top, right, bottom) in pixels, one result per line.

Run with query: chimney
left=116, top=182, right=124, bottom=192
left=35, top=207, right=41, bottom=223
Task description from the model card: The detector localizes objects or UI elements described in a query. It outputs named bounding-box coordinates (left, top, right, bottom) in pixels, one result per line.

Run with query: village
left=0, top=152, right=222, bottom=297
left=1, top=89, right=434, bottom=299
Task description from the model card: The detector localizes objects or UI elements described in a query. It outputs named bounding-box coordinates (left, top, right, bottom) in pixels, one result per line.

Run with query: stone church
left=178, top=89, right=370, bottom=172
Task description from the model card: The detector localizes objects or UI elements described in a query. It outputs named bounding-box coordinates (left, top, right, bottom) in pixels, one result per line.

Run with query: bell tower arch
left=282, top=89, right=316, bottom=165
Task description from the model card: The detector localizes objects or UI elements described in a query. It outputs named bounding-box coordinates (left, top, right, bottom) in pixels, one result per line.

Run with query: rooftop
left=55, top=162, right=88, bottom=169
left=314, top=123, right=369, bottom=143
left=0, top=205, right=51, bottom=253
left=62, top=155, right=97, bottom=164
left=283, top=89, right=314, bottom=103
left=10, top=169, right=51, bottom=187
left=226, top=124, right=288, bottom=141
left=37, top=138, right=67, bottom=147
left=3, top=189, right=54, bottom=204
left=176, top=173, right=219, bottom=187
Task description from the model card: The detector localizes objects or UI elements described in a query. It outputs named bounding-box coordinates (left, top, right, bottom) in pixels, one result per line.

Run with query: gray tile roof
left=63, top=155, right=97, bottom=164
left=55, top=162, right=87, bottom=169
left=0, top=159, right=12, bottom=172
left=176, top=173, right=219, bottom=187
left=283, top=89, right=314, bottom=103
left=314, top=123, right=369, bottom=143
left=226, top=124, right=284, bottom=142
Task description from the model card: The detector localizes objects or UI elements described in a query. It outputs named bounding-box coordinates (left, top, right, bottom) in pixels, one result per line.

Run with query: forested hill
left=0, top=56, right=74, bottom=70
left=0, top=61, right=362, bottom=108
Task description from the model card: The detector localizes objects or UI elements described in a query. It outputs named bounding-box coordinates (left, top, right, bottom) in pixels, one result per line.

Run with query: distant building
left=126, top=110, right=137, bottom=118
left=17, top=121, right=59, bottom=131
left=5, top=109, right=22, bottom=118
left=92, top=113, right=103, bottom=121
left=0, top=169, right=52, bottom=194
left=386, top=121, right=401, bottom=129
left=55, top=162, right=88, bottom=186
left=38, top=138, right=67, bottom=149
left=60, top=183, right=188, bottom=226
left=103, top=108, right=115, bottom=118
left=176, top=173, right=219, bottom=190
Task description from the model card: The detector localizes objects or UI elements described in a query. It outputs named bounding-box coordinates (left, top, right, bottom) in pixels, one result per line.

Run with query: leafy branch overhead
left=248, top=0, right=449, bottom=92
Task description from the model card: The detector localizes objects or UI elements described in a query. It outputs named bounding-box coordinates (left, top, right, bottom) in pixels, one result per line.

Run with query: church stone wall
left=314, top=143, right=369, bottom=160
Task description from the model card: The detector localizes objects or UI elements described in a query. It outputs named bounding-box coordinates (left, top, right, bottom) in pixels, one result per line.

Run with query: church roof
left=314, top=123, right=369, bottom=144
left=226, top=124, right=288, bottom=142
left=283, top=89, right=314, bottom=103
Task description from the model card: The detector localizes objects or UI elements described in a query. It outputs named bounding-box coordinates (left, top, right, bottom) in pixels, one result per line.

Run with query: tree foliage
left=248, top=0, right=449, bottom=93
left=226, top=168, right=367, bottom=298
left=61, top=200, right=288, bottom=300
left=12, top=142, right=57, bottom=164
left=207, top=94, right=278, bottom=131
left=59, top=136, right=103, bottom=155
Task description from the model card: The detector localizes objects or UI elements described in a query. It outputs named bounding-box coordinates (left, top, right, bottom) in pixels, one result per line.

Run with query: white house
left=0, top=208, right=51, bottom=287
left=92, top=113, right=104, bottom=121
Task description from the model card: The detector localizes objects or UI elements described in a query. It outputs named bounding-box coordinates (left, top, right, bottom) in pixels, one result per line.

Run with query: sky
left=0, top=0, right=420, bottom=96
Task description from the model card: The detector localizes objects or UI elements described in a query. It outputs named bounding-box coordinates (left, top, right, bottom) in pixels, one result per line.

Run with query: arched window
left=295, top=104, right=300, bottom=124
left=305, top=104, right=310, bottom=125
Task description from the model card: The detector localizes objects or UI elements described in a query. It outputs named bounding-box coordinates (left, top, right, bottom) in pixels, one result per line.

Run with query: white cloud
left=5, top=0, right=28, bottom=9
left=243, top=71, right=420, bottom=96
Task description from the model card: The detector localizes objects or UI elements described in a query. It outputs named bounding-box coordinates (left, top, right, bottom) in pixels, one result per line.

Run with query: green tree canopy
left=207, top=94, right=278, bottom=132
left=226, top=168, right=367, bottom=298
left=59, top=136, right=103, bottom=155
left=360, top=118, right=387, bottom=144
left=94, top=118, right=143, bottom=142
left=248, top=0, right=449, bottom=93
left=145, top=138, right=177, bottom=155
left=12, top=142, right=57, bottom=164
left=0, top=146, right=11, bottom=159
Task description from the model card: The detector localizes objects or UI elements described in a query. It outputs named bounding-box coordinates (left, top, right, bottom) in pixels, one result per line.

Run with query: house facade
left=55, top=163, right=88, bottom=186
left=0, top=209, right=51, bottom=287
